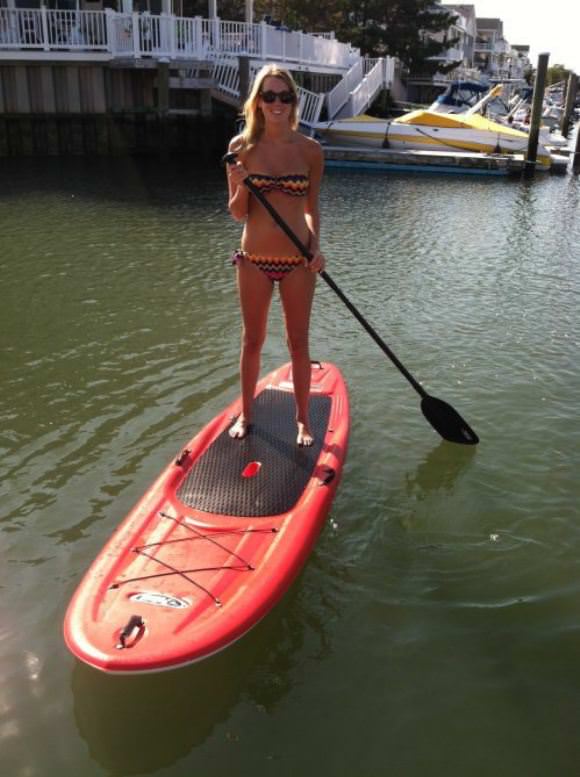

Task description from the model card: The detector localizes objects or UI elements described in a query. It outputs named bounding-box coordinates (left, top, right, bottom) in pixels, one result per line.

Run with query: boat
left=316, top=106, right=556, bottom=169
left=64, top=361, right=350, bottom=673
left=428, top=79, right=491, bottom=114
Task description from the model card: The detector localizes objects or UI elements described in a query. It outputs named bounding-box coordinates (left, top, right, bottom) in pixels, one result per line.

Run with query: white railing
left=212, top=54, right=241, bottom=98
left=347, top=58, right=390, bottom=117
left=298, top=89, right=325, bottom=127
left=329, top=57, right=395, bottom=119
left=0, top=9, right=357, bottom=70
left=327, top=59, right=363, bottom=119
left=384, top=56, right=395, bottom=87
left=0, top=7, right=107, bottom=49
left=212, top=54, right=325, bottom=127
left=363, top=57, right=380, bottom=75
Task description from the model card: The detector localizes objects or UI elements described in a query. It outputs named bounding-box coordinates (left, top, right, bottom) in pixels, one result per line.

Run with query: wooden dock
left=322, top=144, right=570, bottom=176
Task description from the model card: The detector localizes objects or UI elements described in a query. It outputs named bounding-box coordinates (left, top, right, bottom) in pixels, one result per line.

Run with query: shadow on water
left=72, top=647, right=250, bottom=775
left=0, top=156, right=227, bottom=209
left=71, top=562, right=337, bottom=775
left=404, top=441, right=477, bottom=501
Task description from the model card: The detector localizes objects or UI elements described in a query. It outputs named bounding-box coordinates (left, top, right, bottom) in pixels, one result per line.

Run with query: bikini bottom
left=232, top=249, right=303, bottom=283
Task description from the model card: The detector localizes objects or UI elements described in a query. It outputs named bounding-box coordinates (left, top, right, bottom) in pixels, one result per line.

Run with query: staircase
left=326, top=57, right=396, bottom=120
left=208, top=53, right=395, bottom=127
left=211, top=54, right=326, bottom=127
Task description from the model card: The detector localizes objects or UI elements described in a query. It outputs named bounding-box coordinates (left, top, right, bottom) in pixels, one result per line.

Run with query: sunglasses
left=260, top=90, right=296, bottom=104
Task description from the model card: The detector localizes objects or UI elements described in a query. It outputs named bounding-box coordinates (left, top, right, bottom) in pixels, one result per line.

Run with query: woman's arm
left=226, top=137, right=250, bottom=222
left=304, top=139, right=324, bottom=252
left=304, top=139, right=325, bottom=271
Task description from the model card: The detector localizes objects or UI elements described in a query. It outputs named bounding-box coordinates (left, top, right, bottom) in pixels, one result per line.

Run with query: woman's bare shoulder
left=297, top=134, right=323, bottom=162
left=228, top=134, right=249, bottom=160
left=295, top=135, right=323, bottom=171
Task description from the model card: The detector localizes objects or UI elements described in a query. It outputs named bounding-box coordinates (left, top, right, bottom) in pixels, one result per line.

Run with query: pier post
left=573, top=122, right=580, bottom=174
left=157, top=58, right=170, bottom=159
left=525, top=52, right=549, bottom=177
left=238, top=55, right=250, bottom=103
left=560, top=72, right=577, bottom=138
left=157, top=60, right=170, bottom=114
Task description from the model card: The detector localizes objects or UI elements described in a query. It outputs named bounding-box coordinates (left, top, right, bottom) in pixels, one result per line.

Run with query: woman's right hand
left=229, top=161, right=249, bottom=189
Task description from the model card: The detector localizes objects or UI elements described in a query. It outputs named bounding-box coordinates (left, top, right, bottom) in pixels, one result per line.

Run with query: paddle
left=224, top=152, right=479, bottom=445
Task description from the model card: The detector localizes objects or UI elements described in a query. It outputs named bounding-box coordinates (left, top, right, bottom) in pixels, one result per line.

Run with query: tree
left=253, top=0, right=345, bottom=31
left=182, top=0, right=246, bottom=20
left=186, top=0, right=459, bottom=74
left=335, top=0, right=459, bottom=72
left=547, top=64, right=569, bottom=86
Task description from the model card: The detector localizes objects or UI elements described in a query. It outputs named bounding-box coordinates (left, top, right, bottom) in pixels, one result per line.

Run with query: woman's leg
left=230, top=257, right=274, bottom=439
left=279, top=265, right=317, bottom=446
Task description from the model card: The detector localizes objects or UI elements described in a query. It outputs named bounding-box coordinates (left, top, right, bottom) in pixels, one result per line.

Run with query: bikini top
left=247, top=173, right=310, bottom=197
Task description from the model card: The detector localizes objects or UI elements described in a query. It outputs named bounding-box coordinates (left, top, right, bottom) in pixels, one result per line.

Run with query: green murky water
left=1, top=156, right=579, bottom=776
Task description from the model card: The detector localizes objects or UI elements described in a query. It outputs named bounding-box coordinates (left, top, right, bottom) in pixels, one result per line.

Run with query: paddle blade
left=421, top=395, right=479, bottom=445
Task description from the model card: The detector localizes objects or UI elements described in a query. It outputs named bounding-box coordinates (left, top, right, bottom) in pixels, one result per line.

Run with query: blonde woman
left=226, top=64, right=325, bottom=446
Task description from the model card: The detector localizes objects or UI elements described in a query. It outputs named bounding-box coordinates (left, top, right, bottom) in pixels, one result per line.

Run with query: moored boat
left=316, top=109, right=556, bottom=169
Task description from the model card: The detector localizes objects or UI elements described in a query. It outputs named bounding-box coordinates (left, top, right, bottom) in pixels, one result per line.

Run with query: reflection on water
left=404, top=441, right=476, bottom=502
left=72, top=562, right=337, bottom=774
left=2, top=159, right=580, bottom=776
left=73, top=637, right=255, bottom=774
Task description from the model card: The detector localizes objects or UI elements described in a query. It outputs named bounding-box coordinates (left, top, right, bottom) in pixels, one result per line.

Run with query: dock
left=322, top=144, right=570, bottom=176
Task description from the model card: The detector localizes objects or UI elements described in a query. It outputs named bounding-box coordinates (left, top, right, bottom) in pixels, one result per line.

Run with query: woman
left=226, top=64, right=325, bottom=446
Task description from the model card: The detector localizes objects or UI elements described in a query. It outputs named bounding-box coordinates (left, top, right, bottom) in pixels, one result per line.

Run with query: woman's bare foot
left=229, top=416, right=252, bottom=440
left=297, top=421, right=314, bottom=447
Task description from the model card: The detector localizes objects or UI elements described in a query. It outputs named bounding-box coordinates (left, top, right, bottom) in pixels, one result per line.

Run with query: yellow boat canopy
left=394, top=110, right=528, bottom=138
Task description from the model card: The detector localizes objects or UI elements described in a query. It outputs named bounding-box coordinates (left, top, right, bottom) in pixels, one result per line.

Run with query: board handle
left=116, top=615, right=145, bottom=649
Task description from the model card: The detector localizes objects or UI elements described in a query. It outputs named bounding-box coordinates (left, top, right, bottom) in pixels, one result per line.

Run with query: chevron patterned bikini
left=233, top=172, right=310, bottom=283
left=232, top=250, right=304, bottom=283
left=246, top=172, right=310, bottom=197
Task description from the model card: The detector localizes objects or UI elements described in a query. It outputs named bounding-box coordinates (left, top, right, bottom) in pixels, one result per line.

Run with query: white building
left=436, top=3, right=477, bottom=72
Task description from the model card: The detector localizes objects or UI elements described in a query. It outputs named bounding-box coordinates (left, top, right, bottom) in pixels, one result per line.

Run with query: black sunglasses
left=260, top=90, right=296, bottom=104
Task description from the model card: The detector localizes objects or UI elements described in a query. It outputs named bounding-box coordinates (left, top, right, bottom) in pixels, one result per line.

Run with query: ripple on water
left=2, top=160, right=580, bottom=776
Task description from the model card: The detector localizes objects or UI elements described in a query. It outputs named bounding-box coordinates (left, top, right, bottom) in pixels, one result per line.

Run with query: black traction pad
left=177, top=388, right=331, bottom=517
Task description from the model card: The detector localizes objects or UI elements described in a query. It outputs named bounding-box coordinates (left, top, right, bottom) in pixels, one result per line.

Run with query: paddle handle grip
left=223, top=151, right=427, bottom=399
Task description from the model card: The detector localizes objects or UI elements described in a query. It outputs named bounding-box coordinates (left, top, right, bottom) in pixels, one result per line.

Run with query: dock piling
left=560, top=72, right=578, bottom=138
left=157, top=59, right=170, bottom=160
left=525, top=52, right=549, bottom=177
left=238, top=56, right=250, bottom=104
left=573, top=122, right=580, bottom=174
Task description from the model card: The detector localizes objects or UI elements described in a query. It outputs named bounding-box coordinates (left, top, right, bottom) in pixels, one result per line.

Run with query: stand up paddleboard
left=64, top=361, right=349, bottom=673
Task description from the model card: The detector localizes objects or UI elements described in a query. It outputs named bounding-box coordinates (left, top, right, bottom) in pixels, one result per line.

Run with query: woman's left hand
left=307, top=250, right=326, bottom=273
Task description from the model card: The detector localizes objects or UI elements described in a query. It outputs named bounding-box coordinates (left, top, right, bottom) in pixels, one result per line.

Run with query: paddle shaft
left=225, top=154, right=427, bottom=399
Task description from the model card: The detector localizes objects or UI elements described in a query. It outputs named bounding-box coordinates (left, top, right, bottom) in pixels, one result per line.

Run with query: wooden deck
left=322, top=144, right=570, bottom=176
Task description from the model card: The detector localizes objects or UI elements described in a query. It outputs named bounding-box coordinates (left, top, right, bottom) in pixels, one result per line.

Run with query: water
left=1, top=156, right=579, bottom=776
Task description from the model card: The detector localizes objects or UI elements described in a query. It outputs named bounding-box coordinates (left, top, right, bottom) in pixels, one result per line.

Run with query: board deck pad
left=177, top=388, right=331, bottom=517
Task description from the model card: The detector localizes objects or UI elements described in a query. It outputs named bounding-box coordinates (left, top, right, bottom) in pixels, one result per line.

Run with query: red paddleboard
left=64, top=361, right=349, bottom=673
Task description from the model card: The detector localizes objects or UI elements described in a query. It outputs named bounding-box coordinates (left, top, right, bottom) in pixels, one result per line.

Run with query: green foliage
left=255, top=0, right=459, bottom=71
left=181, top=0, right=241, bottom=19
left=547, top=64, right=569, bottom=86
left=183, top=0, right=459, bottom=72
left=253, top=0, right=346, bottom=31
left=336, top=0, right=459, bottom=70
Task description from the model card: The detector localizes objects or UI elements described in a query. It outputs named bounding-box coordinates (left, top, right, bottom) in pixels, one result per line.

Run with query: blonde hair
left=240, top=64, right=299, bottom=148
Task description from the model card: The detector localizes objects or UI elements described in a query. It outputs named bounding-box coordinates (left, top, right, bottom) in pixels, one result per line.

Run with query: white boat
left=428, top=79, right=492, bottom=114
left=316, top=108, right=556, bottom=169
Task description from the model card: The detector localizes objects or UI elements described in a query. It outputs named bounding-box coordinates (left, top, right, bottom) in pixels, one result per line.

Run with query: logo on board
left=130, top=592, right=190, bottom=609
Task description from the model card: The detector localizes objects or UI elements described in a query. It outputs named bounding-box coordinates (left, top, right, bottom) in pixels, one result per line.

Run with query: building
left=437, top=4, right=477, bottom=71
